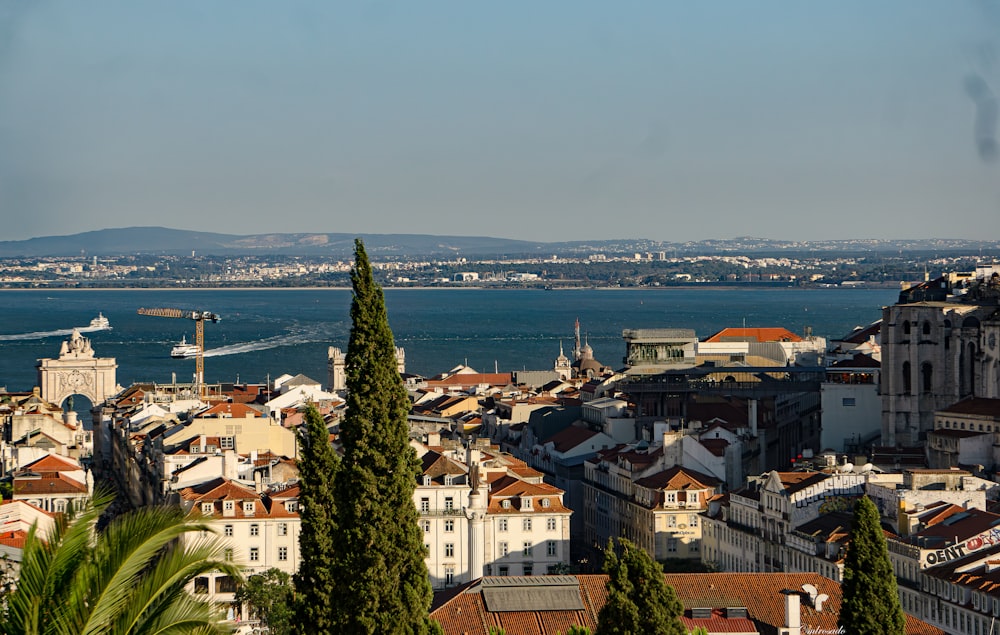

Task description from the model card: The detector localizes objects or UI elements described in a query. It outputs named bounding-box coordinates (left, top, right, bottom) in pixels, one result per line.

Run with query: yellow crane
left=137, top=307, right=221, bottom=396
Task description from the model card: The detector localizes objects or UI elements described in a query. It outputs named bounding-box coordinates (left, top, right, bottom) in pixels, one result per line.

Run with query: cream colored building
left=178, top=478, right=301, bottom=616
left=415, top=443, right=572, bottom=589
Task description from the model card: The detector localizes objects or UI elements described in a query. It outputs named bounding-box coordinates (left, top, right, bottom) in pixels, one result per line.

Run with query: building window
left=667, top=515, right=677, bottom=528
left=444, top=497, right=454, bottom=511
left=444, top=520, right=454, bottom=532
left=278, top=547, right=287, bottom=561
left=498, top=566, right=509, bottom=576
left=420, top=497, right=429, bottom=512
left=278, top=522, right=287, bottom=536
left=502, top=499, right=512, bottom=509
left=547, top=517, right=557, bottom=531
left=522, top=498, right=532, bottom=510
left=547, top=541, right=557, bottom=557
left=249, top=547, right=259, bottom=562
left=250, top=524, right=259, bottom=537
left=667, top=539, right=677, bottom=553
left=500, top=542, right=508, bottom=556
left=523, top=564, right=533, bottom=576
left=445, top=543, right=454, bottom=558
left=541, top=498, right=550, bottom=508
left=689, top=515, right=699, bottom=527
left=499, top=518, right=508, bottom=532
left=902, top=361, right=912, bottom=395
left=202, top=503, right=214, bottom=515
left=422, top=520, right=431, bottom=532
left=243, top=502, right=255, bottom=515
left=224, top=524, right=233, bottom=537
left=922, top=362, right=933, bottom=393
left=220, top=436, right=234, bottom=450
left=523, top=542, right=533, bottom=557
left=665, top=492, right=676, bottom=503
left=523, top=518, right=532, bottom=532
left=224, top=548, right=233, bottom=562
left=445, top=566, right=455, bottom=586
left=842, top=397, right=856, bottom=407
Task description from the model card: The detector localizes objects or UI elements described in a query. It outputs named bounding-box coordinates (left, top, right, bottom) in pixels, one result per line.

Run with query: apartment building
left=178, top=478, right=301, bottom=612
left=414, top=443, right=572, bottom=589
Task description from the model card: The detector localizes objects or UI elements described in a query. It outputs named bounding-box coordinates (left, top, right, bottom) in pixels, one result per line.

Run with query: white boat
left=171, top=336, right=201, bottom=358
left=88, top=313, right=111, bottom=330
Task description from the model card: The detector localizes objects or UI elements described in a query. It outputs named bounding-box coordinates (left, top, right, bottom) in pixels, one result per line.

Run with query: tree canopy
left=596, top=538, right=686, bottom=635
left=299, top=239, right=435, bottom=634
left=293, top=404, right=340, bottom=632
left=838, top=496, right=905, bottom=635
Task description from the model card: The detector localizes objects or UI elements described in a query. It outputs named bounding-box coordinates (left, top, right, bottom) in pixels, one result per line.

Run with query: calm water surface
left=0, top=288, right=896, bottom=401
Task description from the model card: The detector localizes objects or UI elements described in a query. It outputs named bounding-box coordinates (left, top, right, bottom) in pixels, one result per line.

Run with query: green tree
left=329, top=239, right=435, bottom=633
left=838, top=496, right=905, bottom=635
left=293, top=404, right=340, bottom=632
left=1, top=493, right=238, bottom=635
left=597, top=538, right=685, bottom=635
left=237, top=568, right=295, bottom=635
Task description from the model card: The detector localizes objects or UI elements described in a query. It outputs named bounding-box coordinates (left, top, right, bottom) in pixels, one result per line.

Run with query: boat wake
left=201, top=327, right=333, bottom=358
left=0, top=321, right=111, bottom=342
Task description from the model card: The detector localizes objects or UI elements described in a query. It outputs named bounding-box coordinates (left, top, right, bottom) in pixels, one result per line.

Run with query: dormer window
left=444, top=475, right=453, bottom=486
left=285, top=500, right=298, bottom=513
left=541, top=498, right=551, bottom=508
left=201, top=503, right=213, bottom=515
left=502, top=499, right=512, bottom=509
left=243, top=501, right=255, bottom=515
left=522, top=498, right=532, bottom=510
left=423, top=475, right=431, bottom=486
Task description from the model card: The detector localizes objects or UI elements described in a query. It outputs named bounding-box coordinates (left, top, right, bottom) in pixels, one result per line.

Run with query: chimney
left=780, top=590, right=801, bottom=635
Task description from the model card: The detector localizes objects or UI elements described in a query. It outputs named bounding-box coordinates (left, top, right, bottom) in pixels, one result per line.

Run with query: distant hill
left=0, top=228, right=547, bottom=258
left=0, top=227, right=996, bottom=258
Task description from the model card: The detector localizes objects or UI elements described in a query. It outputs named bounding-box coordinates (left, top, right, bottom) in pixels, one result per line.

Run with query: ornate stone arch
left=36, top=329, right=119, bottom=407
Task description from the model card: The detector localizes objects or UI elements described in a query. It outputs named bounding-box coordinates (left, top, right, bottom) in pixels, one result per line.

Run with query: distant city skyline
left=2, top=2, right=999, bottom=243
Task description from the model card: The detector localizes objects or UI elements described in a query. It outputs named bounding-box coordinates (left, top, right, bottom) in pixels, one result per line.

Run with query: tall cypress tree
left=597, top=538, right=686, bottom=635
left=331, top=238, right=434, bottom=633
left=293, top=404, right=339, bottom=633
left=838, top=495, right=905, bottom=635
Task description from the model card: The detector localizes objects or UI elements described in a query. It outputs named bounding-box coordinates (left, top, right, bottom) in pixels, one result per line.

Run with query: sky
left=2, top=1, right=999, bottom=243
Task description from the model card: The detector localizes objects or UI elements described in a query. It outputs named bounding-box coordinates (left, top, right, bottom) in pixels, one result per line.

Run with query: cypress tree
left=331, top=238, right=434, bottom=633
left=839, top=496, right=905, bottom=635
left=597, top=538, right=686, bottom=635
left=293, top=404, right=340, bottom=633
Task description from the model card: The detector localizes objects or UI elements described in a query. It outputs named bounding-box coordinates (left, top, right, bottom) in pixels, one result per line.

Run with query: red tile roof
left=703, top=327, right=803, bottom=343
left=430, top=573, right=945, bottom=635
left=13, top=472, right=87, bottom=496
left=198, top=402, right=263, bottom=418
left=20, top=453, right=81, bottom=473
left=937, top=398, right=1000, bottom=418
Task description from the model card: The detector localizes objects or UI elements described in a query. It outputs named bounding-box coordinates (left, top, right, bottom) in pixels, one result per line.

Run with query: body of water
left=0, top=288, right=897, bottom=404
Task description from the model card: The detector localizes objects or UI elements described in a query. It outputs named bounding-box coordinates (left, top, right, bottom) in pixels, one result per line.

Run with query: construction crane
left=137, top=307, right=221, bottom=395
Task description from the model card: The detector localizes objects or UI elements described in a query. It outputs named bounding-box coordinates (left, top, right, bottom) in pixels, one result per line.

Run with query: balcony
left=419, top=508, right=464, bottom=517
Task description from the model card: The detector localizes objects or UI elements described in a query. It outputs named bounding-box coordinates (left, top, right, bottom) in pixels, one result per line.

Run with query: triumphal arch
left=37, top=329, right=119, bottom=407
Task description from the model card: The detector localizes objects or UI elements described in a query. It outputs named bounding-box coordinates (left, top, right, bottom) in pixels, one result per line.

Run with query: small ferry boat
left=171, top=336, right=200, bottom=358
left=89, top=313, right=111, bottom=330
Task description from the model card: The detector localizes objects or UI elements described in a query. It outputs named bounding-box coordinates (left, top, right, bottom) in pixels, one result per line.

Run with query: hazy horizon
left=2, top=2, right=999, bottom=243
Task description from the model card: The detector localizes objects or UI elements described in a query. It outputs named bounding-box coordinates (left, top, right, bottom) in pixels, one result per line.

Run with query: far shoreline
left=0, top=283, right=902, bottom=292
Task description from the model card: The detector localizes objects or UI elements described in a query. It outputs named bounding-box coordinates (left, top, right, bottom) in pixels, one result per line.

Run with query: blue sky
left=2, top=1, right=999, bottom=242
